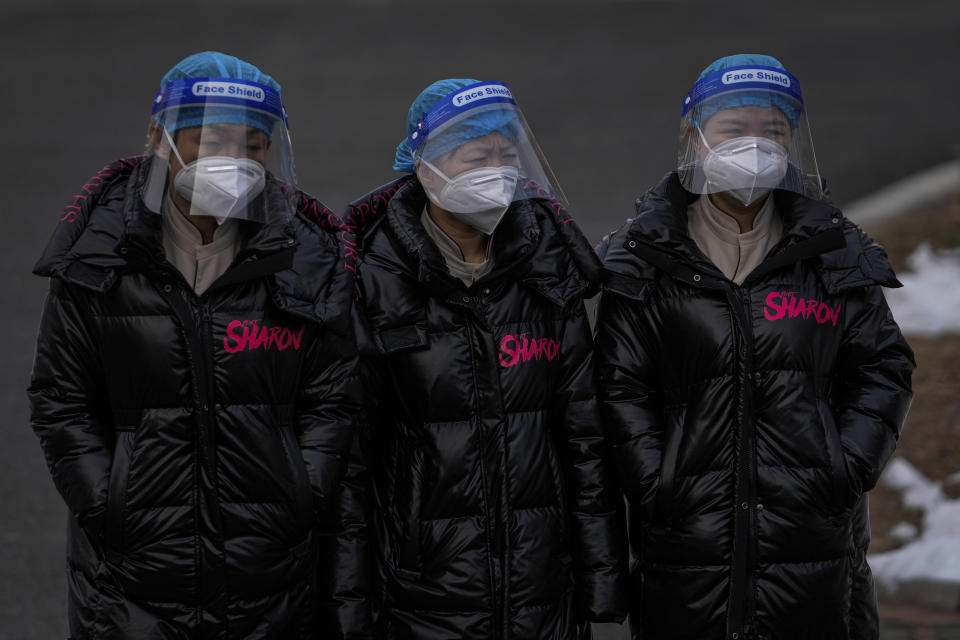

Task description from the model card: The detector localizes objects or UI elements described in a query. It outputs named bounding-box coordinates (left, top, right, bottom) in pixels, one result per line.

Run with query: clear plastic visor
left=677, top=89, right=822, bottom=202
left=413, top=102, right=568, bottom=212
left=142, top=103, right=297, bottom=225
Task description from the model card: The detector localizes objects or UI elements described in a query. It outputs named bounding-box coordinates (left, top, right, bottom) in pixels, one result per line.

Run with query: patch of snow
left=887, top=521, right=919, bottom=543
left=881, top=457, right=944, bottom=512
left=869, top=457, right=960, bottom=591
left=925, top=501, right=960, bottom=537
left=869, top=537, right=960, bottom=591
left=884, top=244, right=960, bottom=336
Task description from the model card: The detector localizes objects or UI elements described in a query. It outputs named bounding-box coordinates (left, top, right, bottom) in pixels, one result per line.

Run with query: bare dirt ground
left=865, top=191, right=960, bottom=555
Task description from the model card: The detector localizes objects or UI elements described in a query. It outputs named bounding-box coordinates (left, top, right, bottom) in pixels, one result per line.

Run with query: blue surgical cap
left=158, top=51, right=282, bottom=135
left=693, top=54, right=801, bottom=128
left=392, top=78, right=521, bottom=173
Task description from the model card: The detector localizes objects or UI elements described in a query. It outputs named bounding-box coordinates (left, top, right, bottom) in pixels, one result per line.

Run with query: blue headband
left=152, top=77, right=287, bottom=134
left=407, top=81, right=517, bottom=151
left=682, top=64, right=804, bottom=128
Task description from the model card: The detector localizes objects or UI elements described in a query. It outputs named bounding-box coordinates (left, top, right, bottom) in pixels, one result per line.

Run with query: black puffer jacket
left=595, top=173, right=915, bottom=640
left=345, top=177, right=628, bottom=639
left=28, top=157, right=363, bottom=639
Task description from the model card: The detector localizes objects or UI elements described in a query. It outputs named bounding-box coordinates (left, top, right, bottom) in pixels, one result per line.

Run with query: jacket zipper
left=475, top=289, right=511, bottom=640
left=727, top=285, right=757, bottom=639
left=195, top=298, right=228, bottom=633
left=462, top=300, right=503, bottom=638
left=154, top=278, right=225, bottom=631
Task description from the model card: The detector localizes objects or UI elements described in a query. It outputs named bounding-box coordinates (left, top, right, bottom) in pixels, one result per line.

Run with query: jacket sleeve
left=296, top=316, right=361, bottom=503
left=832, top=285, right=915, bottom=504
left=594, top=289, right=666, bottom=513
left=27, top=278, right=112, bottom=535
left=554, top=300, right=629, bottom=623
left=316, top=432, right=371, bottom=639
left=298, top=315, right=370, bottom=637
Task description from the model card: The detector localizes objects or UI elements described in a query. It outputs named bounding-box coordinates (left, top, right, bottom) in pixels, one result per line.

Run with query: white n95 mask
left=421, top=159, right=519, bottom=235
left=700, top=129, right=789, bottom=205
left=165, top=129, right=266, bottom=224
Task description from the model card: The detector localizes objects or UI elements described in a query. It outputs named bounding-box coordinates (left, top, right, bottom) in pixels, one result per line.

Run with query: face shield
left=142, top=77, right=297, bottom=225
left=407, top=82, right=566, bottom=234
left=677, top=64, right=822, bottom=205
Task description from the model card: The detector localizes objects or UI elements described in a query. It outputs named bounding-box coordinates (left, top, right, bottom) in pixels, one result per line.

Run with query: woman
left=345, top=78, right=627, bottom=639
left=594, top=54, right=915, bottom=640
left=28, top=52, right=361, bottom=638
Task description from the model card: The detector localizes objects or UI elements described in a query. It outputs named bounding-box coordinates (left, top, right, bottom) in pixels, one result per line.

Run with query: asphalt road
left=1, top=1, right=958, bottom=637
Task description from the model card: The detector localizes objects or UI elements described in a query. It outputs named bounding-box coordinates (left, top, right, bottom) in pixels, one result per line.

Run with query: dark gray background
left=2, top=1, right=958, bottom=636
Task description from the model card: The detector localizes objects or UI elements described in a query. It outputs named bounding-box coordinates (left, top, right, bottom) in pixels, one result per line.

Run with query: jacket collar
left=35, top=157, right=344, bottom=319
left=348, top=176, right=597, bottom=309
left=389, top=178, right=601, bottom=308
left=624, top=171, right=849, bottom=286
left=119, top=158, right=298, bottom=276
left=383, top=179, right=542, bottom=295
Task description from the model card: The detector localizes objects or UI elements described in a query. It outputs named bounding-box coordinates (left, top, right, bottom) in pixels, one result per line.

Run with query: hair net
left=691, top=53, right=801, bottom=128
left=392, top=78, right=521, bottom=173
left=158, top=51, right=282, bottom=135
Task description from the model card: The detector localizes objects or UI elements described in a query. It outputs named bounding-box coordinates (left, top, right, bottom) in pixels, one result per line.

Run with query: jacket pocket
left=391, top=440, right=423, bottom=574
left=276, top=404, right=317, bottom=534
left=374, top=324, right=430, bottom=355
left=652, top=407, right=684, bottom=524
left=103, top=428, right=135, bottom=550
left=817, top=398, right=852, bottom=512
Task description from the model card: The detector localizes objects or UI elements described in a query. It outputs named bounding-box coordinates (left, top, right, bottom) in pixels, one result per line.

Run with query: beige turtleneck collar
left=161, top=190, right=241, bottom=295
left=687, top=194, right=782, bottom=285
left=420, top=207, right=493, bottom=287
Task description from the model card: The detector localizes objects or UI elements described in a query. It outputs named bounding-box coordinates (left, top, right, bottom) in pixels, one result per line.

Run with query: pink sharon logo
left=224, top=319, right=306, bottom=353
left=499, top=333, right=561, bottom=368
left=764, top=291, right=842, bottom=326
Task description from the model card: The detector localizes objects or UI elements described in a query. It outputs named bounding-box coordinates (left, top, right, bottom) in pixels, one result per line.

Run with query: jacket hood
left=599, top=171, right=901, bottom=296
left=35, top=156, right=352, bottom=327
left=345, top=176, right=601, bottom=308
left=34, top=156, right=141, bottom=291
